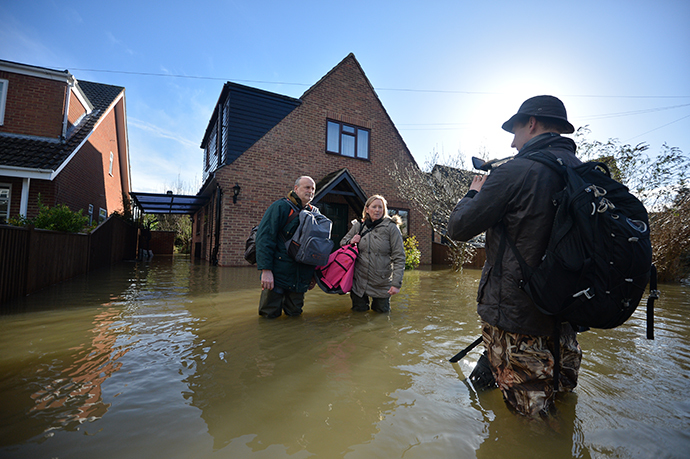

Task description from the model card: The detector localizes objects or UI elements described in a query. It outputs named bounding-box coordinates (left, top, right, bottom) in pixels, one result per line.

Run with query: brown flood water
left=0, top=255, right=688, bottom=459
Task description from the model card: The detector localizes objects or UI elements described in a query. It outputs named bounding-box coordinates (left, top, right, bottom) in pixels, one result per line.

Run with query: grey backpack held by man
left=284, top=199, right=334, bottom=267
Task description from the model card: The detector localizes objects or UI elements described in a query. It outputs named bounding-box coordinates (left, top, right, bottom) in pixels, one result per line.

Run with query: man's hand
left=470, top=174, right=488, bottom=192
left=388, top=286, right=400, bottom=296
left=261, top=269, right=274, bottom=290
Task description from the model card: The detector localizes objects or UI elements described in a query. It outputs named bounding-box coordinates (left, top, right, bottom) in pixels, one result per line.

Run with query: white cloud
left=128, top=117, right=199, bottom=149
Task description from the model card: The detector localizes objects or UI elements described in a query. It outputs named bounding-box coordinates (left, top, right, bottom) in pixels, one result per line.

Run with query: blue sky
left=2, top=1, right=689, bottom=193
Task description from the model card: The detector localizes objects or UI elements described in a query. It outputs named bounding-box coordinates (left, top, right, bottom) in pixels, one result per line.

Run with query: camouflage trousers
left=481, top=320, right=582, bottom=418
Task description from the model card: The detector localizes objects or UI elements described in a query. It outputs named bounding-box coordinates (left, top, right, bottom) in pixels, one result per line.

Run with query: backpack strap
left=278, top=198, right=301, bottom=242
left=283, top=197, right=301, bottom=222
left=358, top=221, right=374, bottom=239
left=525, top=150, right=567, bottom=176
left=497, top=221, right=534, bottom=287
left=492, top=150, right=562, bottom=285
left=498, top=221, right=563, bottom=393
left=345, top=220, right=373, bottom=245
left=492, top=224, right=509, bottom=303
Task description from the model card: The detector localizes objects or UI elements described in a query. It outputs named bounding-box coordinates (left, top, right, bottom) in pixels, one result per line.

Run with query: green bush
left=404, top=234, right=421, bottom=270
left=9, top=196, right=89, bottom=233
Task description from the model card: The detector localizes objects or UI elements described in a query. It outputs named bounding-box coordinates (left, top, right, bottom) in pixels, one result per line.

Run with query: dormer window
left=326, top=120, right=369, bottom=160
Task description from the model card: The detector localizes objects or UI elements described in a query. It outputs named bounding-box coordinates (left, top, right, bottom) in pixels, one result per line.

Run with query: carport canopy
left=130, top=192, right=208, bottom=215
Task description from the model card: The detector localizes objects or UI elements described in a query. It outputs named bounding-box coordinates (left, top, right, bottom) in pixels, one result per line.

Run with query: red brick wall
left=22, top=179, right=56, bottom=218
left=0, top=71, right=66, bottom=138
left=54, top=99, right=125, bottom=218
left=194, top=55, right=432, bottom=266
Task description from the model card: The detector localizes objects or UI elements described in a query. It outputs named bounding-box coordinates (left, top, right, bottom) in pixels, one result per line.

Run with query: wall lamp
left=232, top=183, right=241, bottom=204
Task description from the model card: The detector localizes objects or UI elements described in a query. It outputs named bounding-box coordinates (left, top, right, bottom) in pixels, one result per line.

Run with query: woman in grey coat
left=340, top=195, right=405, bottom=313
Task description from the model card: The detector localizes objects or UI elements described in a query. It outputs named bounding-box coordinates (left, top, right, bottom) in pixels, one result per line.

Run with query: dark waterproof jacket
left=340, top=217, right=405, bottom=299
left=256, top=194, right=317, bottom=293
left=448, top=134, right=581, bottom=336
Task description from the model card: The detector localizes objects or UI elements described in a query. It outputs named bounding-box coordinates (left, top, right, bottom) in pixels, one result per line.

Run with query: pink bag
left=314, top=244, right=358, bottom=294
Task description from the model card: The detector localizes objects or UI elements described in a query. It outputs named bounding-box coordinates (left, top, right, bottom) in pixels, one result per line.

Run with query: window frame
left=0, top=78, right=8, bottom=126
left=0, top=183, right=10, bottom=223
left=325, top=119, right=370, bottom=160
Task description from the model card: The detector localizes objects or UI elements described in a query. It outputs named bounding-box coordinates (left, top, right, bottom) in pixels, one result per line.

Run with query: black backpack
left=244, top=225, right=260, bottom=264
left=505, top=151, right=655, bottom=331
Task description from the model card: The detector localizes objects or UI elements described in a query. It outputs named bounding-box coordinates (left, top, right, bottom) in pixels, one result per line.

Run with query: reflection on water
left=0, top=256, right=688, bottom=458
left=29, top=308, right=124, bottom=424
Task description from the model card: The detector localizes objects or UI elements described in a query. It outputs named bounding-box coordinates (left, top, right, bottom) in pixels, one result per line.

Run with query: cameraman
left=448, top=95, right=583, bottom=419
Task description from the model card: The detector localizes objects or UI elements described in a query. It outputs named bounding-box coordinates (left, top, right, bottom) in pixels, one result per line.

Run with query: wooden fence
left=0, top=216, right=138, bottom=306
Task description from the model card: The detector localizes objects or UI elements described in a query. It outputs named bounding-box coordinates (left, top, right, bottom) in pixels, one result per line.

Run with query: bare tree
left=650, top=189, right=690, bottom=281
left=388, top=150, right=477, bottom=271
left=574, top=126, right=688, bottom=210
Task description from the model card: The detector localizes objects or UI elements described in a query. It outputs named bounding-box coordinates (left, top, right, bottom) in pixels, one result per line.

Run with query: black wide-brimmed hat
left=501, top=95, right=575, bottom=134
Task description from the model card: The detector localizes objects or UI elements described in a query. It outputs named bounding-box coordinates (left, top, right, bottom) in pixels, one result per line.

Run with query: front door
left=318, top=202, right=350, bottom=251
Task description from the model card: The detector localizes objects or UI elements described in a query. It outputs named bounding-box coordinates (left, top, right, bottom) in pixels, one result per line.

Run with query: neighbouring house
left=428, top=163, right=473, bottom=245
left=0, top=60, right=131, bottom=225
left=190, top=53, right=431, bottom=266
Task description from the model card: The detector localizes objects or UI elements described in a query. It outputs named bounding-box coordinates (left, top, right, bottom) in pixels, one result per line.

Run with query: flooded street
left=1, top=255, right=688, bottom=459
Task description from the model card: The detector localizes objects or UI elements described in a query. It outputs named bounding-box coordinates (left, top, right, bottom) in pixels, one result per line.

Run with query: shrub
left=9, top=195, right=89, bottom=233
left=651, top=188, right=690, bottom=281
left=404, top=234, right=421, bottom=270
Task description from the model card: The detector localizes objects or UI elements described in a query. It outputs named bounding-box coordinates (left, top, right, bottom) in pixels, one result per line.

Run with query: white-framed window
left=0, top=79, right=8, bottom=126
left=99, top=208, right=107, bottom=223
left=0, top=183, right=10, bottom=223
left=326, top=120, right=370, bottom=160
left=388, top=208, right=409, bottom=236
left=88, top=204, right=94, bottom=225
left=109, top=152, right=114, bottom=176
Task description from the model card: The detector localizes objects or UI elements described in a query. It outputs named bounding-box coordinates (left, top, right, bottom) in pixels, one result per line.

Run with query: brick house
left=0, top=60, right=130, bottom=225
left=192, top=53, right=431, bottom=266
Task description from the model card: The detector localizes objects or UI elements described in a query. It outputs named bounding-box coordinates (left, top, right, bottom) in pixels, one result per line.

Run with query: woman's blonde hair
left=362, top=195, right=388, bottom=220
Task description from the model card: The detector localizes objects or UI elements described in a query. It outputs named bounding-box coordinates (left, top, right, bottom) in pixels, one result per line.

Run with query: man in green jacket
left=256, top=176, right=319, bottom=318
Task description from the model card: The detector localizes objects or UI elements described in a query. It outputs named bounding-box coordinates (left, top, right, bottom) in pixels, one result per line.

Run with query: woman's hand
left=351, top=234, right=361, bottom=244
left=388, top=286, right=400, bottom=296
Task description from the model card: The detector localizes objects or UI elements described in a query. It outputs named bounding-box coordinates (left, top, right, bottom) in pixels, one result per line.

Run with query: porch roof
left=129, top=192, right=208, bottom=215
left=314, top=168, right=367, bottom=214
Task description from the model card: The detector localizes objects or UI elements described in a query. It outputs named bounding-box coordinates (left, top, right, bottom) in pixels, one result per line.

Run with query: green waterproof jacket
left=255, top=195, right=318, bottom=293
